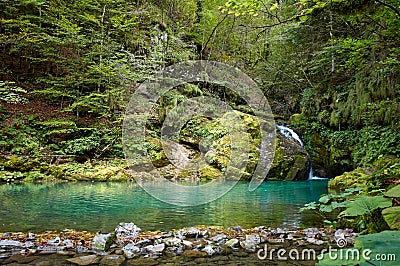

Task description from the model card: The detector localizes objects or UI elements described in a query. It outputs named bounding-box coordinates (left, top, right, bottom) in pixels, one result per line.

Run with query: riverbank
left=0, top=223, right=355, bottom=266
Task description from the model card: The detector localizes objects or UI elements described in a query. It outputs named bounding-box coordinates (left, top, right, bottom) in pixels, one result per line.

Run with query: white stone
left=92, top=233, right=111, bottom=252
left=122, top=243, right=140, bottom=259
left=225, top=238, right=239, bottom=247
left=202, top=245, right=215, bottom=256
left=115, top=223, right=141, bottom=239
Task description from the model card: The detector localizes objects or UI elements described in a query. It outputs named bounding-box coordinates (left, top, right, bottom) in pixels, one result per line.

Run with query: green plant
left=0, top=81, right=28, bottom=104
left=301, top=186, right=396, bottom=233
left=300, top=187, right=363, bottom=227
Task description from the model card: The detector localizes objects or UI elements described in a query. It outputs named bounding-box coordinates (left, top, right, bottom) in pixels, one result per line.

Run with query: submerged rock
left=67, top=254, right=99, bottom=265
left=183, top=249, right=206, bottom=258
left=99, top=255, right=125, bottom=266
left=164, top=246, right=184, bottom=257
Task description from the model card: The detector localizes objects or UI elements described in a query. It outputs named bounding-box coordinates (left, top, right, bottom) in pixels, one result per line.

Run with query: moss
left=225, top=166, right=251, bottom=180
left=230, top=110, right=261, bottom=140
left=42, top=160, right=131, bottom=182
left=198, top=165, right=221, bottom=180
left=2, top=156, right=42, bottom=172
left=268, top=136, right=310, bottom=181
left=328, top=169, right=369, bottom=190
left=177, top=169, right=195, bottom=179
left=268, top=138, right=292, bottom=180
left=289, top=113, right=303, bottom=127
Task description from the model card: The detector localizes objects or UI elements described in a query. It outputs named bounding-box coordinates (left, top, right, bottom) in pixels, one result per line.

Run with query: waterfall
left=276, top=124, right=328, bottom=180
left=276, top=125, right=304, bottom=146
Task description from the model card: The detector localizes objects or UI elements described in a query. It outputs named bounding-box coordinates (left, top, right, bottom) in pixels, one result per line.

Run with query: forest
left=0, top=0, right=399, bottom=265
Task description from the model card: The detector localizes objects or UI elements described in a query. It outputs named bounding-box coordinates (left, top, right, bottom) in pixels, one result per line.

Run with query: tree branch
left=201, top=14, right=228, bottom=56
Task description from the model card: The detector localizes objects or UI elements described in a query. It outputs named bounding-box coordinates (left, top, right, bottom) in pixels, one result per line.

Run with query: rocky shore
left=0, top=223, right=357, bottom=265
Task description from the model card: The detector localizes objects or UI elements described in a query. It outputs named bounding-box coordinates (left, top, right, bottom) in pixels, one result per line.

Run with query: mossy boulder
left=289, top=113, right=303, bottom=128
left=146, top=137, right=170, bottom=168
left=267, top=134, right=310, bottom=181
left=328, top=168, right=369, bottom=190
left=198, top=165, right=222, bottom=180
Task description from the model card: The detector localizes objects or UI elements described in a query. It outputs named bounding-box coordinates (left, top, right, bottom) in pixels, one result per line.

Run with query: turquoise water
left=0, top=181, right=327, bottom=232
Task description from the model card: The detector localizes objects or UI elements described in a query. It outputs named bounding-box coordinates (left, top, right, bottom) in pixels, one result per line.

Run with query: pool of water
left=0, top=181, right=327, bottom=232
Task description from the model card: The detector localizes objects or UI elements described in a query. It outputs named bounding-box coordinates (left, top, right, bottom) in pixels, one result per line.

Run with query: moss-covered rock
left=289, top=113, right=303, bottom=128
left=267, top=135, right=310, bottom=181
left=198, top=165, right=222, bottom=180
left=328, top=168, right=369, bottom=190
left=146, top=137, right=170, bottom=168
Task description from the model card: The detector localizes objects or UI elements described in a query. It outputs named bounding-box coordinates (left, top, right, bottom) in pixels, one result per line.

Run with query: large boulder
left=267, top=134, right=311, bottom=181
left=138, top=110, right=311, bottom=181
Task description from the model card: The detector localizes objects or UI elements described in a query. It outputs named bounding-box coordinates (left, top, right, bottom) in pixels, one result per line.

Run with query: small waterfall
left=276, top=124, right=328, bottom=180
left=276, top=125, right=304, bottom=146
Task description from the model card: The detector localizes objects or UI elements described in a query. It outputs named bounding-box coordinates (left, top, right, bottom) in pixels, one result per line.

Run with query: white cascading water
left=276, top=124, right=328, bottom=180
left=276, top=125, right=304, bottom=146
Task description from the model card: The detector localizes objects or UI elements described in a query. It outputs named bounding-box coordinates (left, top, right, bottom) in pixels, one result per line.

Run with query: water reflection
left=0, top=181, right=327, bottom=232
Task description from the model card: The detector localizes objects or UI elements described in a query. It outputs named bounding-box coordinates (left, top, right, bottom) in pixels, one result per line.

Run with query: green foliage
left=302, top=123, right=400, bottom=175
left=384, top=184, right=400, bottom=198
left=301, top=186, right=395, bottom=233
left=300, top=187, right=362, bottom=227
left=219, top=0, right=261, bottom=16
left=342, top=195, right=392, bottom=217
left=0, top=81, right=28, bottom=104
left=62, top=135, right=101, bottom=156
left=382, top=206, right=400, bottom=230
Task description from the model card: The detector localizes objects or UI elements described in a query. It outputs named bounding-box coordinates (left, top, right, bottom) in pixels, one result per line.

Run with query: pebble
left=114, top=249, right=123, bottom=255
left=92, top=233, right=112, bottom=252
left=115, top=222, right=141, bottom=239
left=182, top=240, right=193, bottom=248
left=144, top=243, right=165, bottom=254
left=47, top=237, right=61, bottom=246
left=164, top=237, right=181, bottom=247
left=224, top=238, right=239, bottom=248
left=209, top=234, right=227, bottom=243
left=178, top=227, right=201, bottom=238
left=0, top=240, right=22, bottom=248
left=202, top=245, right=216, bottom=256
